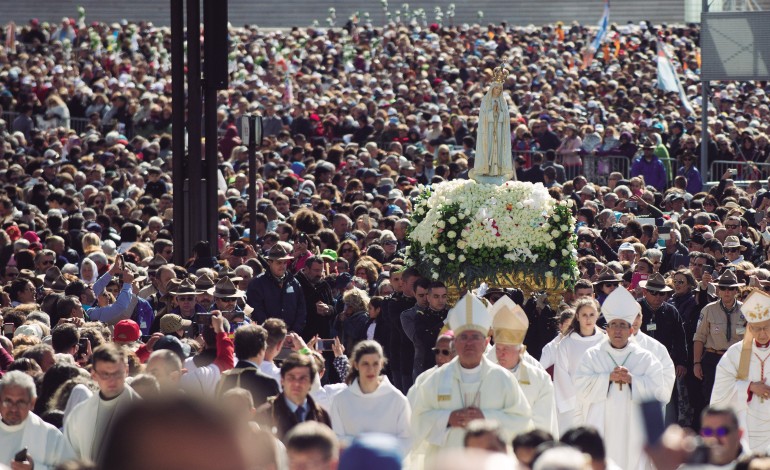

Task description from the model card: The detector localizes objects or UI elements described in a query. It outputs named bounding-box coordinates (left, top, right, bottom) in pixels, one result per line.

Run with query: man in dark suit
left=256, top=353, right=330, bottom=442
left=217, top=324, right=279, bottom=407
left=520, top=152, right=545, bottom=184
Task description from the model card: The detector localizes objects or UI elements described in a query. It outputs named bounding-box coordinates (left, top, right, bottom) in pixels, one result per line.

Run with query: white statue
left=470, top=66, right=515, bottom=185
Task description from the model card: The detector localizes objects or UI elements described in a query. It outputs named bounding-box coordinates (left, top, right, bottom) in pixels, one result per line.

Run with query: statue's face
left=491, top=85, right=502, bottom=97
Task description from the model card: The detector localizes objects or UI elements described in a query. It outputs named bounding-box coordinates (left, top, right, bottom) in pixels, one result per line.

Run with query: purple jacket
left=631, top=156, right=667, bottom=190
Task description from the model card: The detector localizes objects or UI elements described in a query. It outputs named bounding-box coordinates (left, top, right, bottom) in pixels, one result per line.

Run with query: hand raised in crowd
left=144, top=333, right=166, bottom=352
left=76, top=338, right=91, bottom=367
left=122, top=269, right=134, bottom=285
left=211, top=310, right=225, bottom=334
left=287, top=332, right=307, bottom=351
left=332, top=337, right=345, bottom=358
left=315, top=300, right=332, bottom=316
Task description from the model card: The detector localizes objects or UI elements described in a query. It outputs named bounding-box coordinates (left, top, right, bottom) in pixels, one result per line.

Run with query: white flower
left=449, top=216, right=458, bottom=224
left=433, top=258, right=441, bottom=265
left=562, top=249, right=569, bottom=256
left=550, top=260, right=557, bottom=267
left=552, top=214, right=560, bottom=222
left=437, top=220, right=446, bottom=229
left=551, top=230, right=560, bottom=237
left=448, top=253, right=456, bottom=260
left=545, top=271, right=554, bottom=278
left=459, top=254, right=466, bottom=262
left=457, top=240, right=467, bottom=249
left=439, top=245, right=446, bottom=253
left=447, top=231, right=457, bottom=239
left=560, top=225, right=568, bottom=232
left=562, top=273, right=571, bottom=279
left=432, top=272, right=439, bottom=279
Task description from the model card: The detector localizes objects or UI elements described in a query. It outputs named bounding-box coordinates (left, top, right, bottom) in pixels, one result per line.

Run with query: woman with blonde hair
left=81, top=233, right=103, bottom=255
left=335, top=288, right=370, bottom=353
left=330, top=340, right=411, bottom=451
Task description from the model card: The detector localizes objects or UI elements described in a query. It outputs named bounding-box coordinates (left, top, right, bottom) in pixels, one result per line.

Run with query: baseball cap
left=160, top=314, right=192, bottom=335
left=619, top=242, right=635, bottom=252
left=114, top=320, right=141, bottom=343
left=154, top=335, right=191, bottom=361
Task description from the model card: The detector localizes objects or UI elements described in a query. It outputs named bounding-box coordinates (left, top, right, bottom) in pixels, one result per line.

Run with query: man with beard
left=296, top=256, right=335, bottom=342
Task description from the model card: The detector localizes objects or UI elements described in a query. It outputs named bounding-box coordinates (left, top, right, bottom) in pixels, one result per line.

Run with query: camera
left=195, top=313, right=213, bottom=326
left=232, top=243, right=247, bottom=257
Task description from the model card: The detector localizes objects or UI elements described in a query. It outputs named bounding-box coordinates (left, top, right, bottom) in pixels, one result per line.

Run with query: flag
left=581, top=1, right=610, bottom=69
left=656, top=39, right=694, bottom=115
left=5, top=22, right=16, bottom=54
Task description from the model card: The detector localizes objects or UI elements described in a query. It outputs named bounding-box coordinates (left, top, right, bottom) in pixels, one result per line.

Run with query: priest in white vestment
left=0, top=371, right=75, bottom=470
left=631, top=313, right=676, bottom=405
left=574, top=287, right=669, bottom=470
left=411, top=294, right=532, bottom=457
left=712, top=290, right=770, bottom=452
left=486, top=296, right=558, bottom=436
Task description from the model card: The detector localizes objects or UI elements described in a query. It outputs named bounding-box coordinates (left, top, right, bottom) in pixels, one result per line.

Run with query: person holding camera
left=179, top=310, right=235, bottom=396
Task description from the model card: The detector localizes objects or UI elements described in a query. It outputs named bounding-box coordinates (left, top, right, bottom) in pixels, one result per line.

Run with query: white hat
left=14, top=324, right=43, bottom=339
left=490, top=296, right=528, bottom=345
left=601, top=286, right=640, bottom=325
left=741, top=291, right=770, bottom=324
left=448, top=293, right=492, bottom=336
left=618, top=242, right=635, bottom=252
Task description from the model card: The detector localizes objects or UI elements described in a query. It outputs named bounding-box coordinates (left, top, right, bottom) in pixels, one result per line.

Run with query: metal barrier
left=582, top=154, right=630, bottom=186
left=710, top=159, right=770, bottom=181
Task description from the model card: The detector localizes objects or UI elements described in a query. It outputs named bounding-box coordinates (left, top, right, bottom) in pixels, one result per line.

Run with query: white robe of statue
left=575, top=338, right=669, bottom=470
left=712, top=341, right=770, bottom=452
left=472, top=83, right=514, bottom=180
left=410, top=355, right=532, bottom=455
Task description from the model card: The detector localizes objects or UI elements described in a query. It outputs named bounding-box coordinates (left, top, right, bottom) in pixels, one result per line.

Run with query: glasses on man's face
left=725, top=248, right=740, bottom=253
left=432, top=348, right=451, bottom=356
left=220, top=297, right=237, bottom=303
left=383, top=241, right=398, bottom=246
left=700, top=426, right=733, bottom=438
left=718, top=287, right=738, bottom=292
left=41, top=260, right=54, bottom=266
left=647, top=290, right=668, bottom=297
left=1, top=398, right=30, bottom=409
left=725, top=224, right=740, bottom=229
left=177, top=296, right=195, bottom=302
left=750, top=325, right=770, bottom=334
left=607, top=323, right=630, bottom=331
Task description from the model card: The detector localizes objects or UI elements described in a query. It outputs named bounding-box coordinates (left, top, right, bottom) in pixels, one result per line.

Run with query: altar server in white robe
left=574, top=287, right=669, bottom=470
left=411, top=293, right=532, bottom=456
left=631, top=312, right=676, bottom=406
left=0, top=371, right=75, bottom=470
left=712, top=290, right=770, bottom=452
left=64, top=344, right=141, bottom=462
left=486, top=296, right=558, bottom=436
left=553, top=298, right=606, bottom=433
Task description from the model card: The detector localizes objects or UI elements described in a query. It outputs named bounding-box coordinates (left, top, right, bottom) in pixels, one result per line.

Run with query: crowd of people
left=1, top=9, right=770, bottom=470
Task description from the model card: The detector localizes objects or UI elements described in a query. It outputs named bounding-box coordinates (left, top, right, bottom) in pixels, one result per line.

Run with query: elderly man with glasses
left=0, top=371, right=75, bottom=469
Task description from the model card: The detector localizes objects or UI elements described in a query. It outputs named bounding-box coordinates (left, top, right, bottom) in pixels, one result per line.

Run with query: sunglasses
left=177, top=295, right=196, bottom=301
left=432, top=348, right=451, bottom=356
left=220, top=297, right=237, bottom=302
left=725, top=225, right=740, bottom=229
left=718, top=286, right=738, bottom=291
left=725, top=248, right=740, bottom=253
left=700, top=426, right=733, bottom=438
left=383, top=241, right=398, bottom=246
left=41, top=260, right=54, bottom=265
left=647, top=290, right=668, bottom=297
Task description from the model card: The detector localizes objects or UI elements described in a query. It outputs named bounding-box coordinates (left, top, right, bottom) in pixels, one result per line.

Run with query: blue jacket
left=246, top=273, right=307, bottom=333
left=631, top=156, right=667, bottom=190
left=677, top=165, right=703, bottom=194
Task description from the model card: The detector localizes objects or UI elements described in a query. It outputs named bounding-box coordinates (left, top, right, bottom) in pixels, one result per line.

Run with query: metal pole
left=170, top=0, right=186, bottom=266
left=700, top=0, right=710, bottom=181
left=187, top=0, right=203, bottom=247
left=204, top=84, right=219, bottom=256
left=247, top=116, right=258, bottom=249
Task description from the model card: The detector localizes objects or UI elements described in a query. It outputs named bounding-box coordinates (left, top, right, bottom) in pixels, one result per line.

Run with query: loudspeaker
left=203, top=0, right=228, bottom=90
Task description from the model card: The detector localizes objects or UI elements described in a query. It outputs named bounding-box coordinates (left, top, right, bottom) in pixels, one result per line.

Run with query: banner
left=656, top=39, right=694, bottom=115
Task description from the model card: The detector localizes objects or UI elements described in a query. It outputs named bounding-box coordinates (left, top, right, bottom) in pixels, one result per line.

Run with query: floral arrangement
left=406, top=180, right=579, bottom=290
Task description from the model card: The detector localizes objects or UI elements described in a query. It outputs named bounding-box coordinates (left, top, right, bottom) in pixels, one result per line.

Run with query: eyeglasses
left=750, top=325, right=770, bottom=334
left=1, top=399, right=30, bottom=409
left=725, top=224, right=740, bottom=229
left=41, top=260, right=54, bottom=265
left=177, top=296, right=196, bottom=302
left=94, top=369, right=126, bottom=381
left=725, top=248, right=740, bottom=253
left=383, top=241, right=398, bottom=246
left=607, top=323, right=631, bottom=331
left=647, top=290, right=668, bottom=297
left=220, top=297, right=237, bottom=302
left=432, top=348, right=451, bottom=356
left=701, top=426, right=733, bottom=438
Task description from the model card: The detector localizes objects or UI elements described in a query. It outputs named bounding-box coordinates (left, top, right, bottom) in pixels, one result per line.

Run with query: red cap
left=114, top=320, right=140, bottom=342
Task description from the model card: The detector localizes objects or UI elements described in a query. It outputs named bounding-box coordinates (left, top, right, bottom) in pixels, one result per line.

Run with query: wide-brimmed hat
left=160, top=314, right=192, bottom=334
left=40, top=266, right=62, bottom=288
left=593, top=267, right=621, bottom=285
left=209, top=277, right=246, bottom=298
left=147, top=254, right=167, bottom=273
left=723, top=236, right=746, bottom=251
left=218, top=267, right=243, bottom=282
left=195, top=274, right=217, bottom=291
left=19, top=269, right=43, bottom=288
left=639, top=273, right=673, bottom=292
left=170, top=278, right=202, bottom=296
left=266, top=244, right=294, bottom=261
left=50, top=275, right=70, bottom=293
left=714, top=270, right=745, bottom=288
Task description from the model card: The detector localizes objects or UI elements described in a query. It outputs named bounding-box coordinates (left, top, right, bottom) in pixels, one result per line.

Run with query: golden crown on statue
left=491, top=66, right=509, bottom=83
